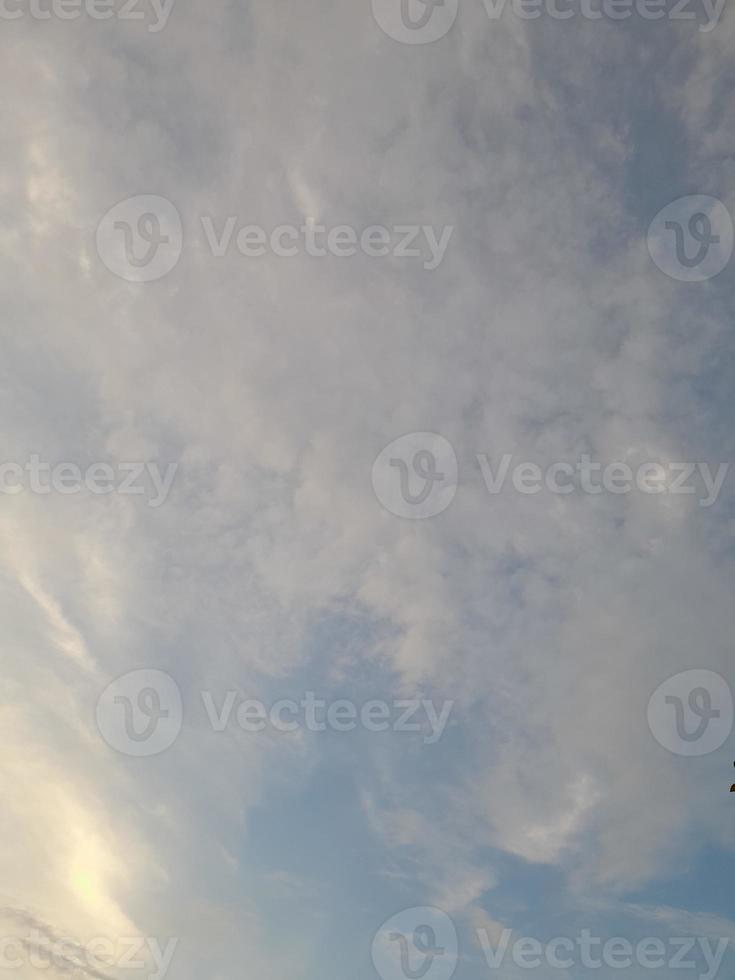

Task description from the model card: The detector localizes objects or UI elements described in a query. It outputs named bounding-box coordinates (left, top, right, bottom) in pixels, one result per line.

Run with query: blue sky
left=1, top=1, right=735, bottom=980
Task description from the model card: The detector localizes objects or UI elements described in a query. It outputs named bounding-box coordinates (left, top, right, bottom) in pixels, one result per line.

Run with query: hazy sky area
left=1, top=2, right=735, bottom=980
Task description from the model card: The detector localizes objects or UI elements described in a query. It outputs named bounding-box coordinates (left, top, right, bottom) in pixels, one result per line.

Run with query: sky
left=1, top=2, right=735, bottom=980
